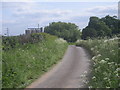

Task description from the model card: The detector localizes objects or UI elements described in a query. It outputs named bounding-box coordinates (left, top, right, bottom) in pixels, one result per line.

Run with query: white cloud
left=87, top=5, right=117, bottom=16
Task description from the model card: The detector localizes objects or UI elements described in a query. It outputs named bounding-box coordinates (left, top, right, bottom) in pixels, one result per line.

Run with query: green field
left=76, top=37, right=119, bottom=88
left=2, top=33, right=68, bottom=88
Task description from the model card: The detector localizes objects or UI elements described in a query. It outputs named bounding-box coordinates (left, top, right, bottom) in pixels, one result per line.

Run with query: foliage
left=2, top=33, right=68, bottom=88
left=2, top=33, right=45, bottom=51
left=82, top=15, right=120, bottom=39
left=44, top=21, right=81, bottom=42
left=76, top=37, right=119, bottom=88
left=101, top=15, right=120, bottom=35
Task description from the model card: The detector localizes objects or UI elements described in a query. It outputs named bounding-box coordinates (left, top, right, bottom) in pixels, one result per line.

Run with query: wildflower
left=88, top=86, right=92, bottom=88
left=92, top=56, right=96, bottom=60
left=116, top=73, right=119, bottom=77
left=108, top=62, right=111, bottom=65
left=84, top=71, right=87, bottom=74
left=97, top=54, right=101, bottom=57
left=104, top=40, right=108, bottom=42
left=106, top=87, right=110, bottom=88
left=82, top=80, right=88, bottom=84
left=33, top=57, right=35, bottom=59
left=110, top=50, right=115, bottom=52
left=105, top=58, right=109, bottom=60
left=96, top=51, right=99, bottom=53
left=111, top=62, right=115, bottom=64
left=92, top=76, right=96, bottom=79
left=116, top=68, right=120, bottom=72
left=80, top=74, right=85, bottom=78
left=91, top=48, right=94, bottom=51
left=104, top=77, right=107, bottom=80
left=99, top=60, right=107, bottom=64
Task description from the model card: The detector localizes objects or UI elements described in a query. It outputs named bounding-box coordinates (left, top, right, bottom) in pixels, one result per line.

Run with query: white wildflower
left=116, top=68, right=120, bottom=72
left=106, top=87, right=110, bottom=88
left=84, top=71, right=87, bottom=74
left=96, top=51, right=99, bottom=53
left=104, top=40, right=108, bottom=42
left=80, top=74, right=86, bottom=78
left=33, top=57, right=35, bottom=59
left=92, top=56, right=96, bottom=60
left=116, top=73, right=119, bottom=77
left=111, top=62, right=115, bottom=64
left=88, top=86, right=92, bottom=88
left=97, top=54, right=101, bottom=57
left=82, top=80, right=88, bottom=84
left=99, top=60, right=107, bottom=64
left=108, top=62, right=111, bottom=65
left=110, top=50, right=115, bottom=52
left=104, top=77, right=107, bottom=80
left=92, top=76, right=96, bottom=79
left=91, top=48, right=94, bottom=51
left=105, top=58, right=109, bottom=60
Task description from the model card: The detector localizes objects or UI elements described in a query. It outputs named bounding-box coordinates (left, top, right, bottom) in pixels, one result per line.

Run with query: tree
left=101, top=15, right=120, bottom=35
left=44, top=21, right=81, bottom=42
left=82, top=16, right=112, bottom=39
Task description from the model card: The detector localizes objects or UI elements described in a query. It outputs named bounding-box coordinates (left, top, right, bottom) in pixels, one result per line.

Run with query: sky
left=1, top=0, right=119, bottom=36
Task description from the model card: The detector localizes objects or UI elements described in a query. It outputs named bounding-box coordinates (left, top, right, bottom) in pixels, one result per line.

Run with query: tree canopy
left=44, top=22, right=81, bottom=42
left=82, top=15, right=120, bottom=39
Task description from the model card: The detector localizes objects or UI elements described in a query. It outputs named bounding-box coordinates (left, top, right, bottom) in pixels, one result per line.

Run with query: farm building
left=25, top=27, right=44, bottom=35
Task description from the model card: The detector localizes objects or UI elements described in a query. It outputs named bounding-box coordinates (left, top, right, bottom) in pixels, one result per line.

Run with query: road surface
left=27, top=45, right=91, bottom=88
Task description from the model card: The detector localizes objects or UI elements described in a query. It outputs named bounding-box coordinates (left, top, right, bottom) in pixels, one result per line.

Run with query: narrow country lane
left=27, top=45, right=91, bottom=88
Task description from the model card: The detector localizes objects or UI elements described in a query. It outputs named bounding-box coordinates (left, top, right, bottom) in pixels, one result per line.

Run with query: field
left=76, top=36, right=119, bottom=88
left=2, top=33, right=68, bottom=88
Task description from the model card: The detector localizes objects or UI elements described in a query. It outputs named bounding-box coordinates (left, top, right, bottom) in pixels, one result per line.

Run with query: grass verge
left=76, top=37, right=119, bottom=88
left=2, top=33, right=68, bottom=88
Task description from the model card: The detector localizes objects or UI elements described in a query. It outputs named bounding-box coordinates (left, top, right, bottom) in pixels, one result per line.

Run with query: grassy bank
left=76, top=37, right=119, bottom=88
left=2, top=33, right=68, bottom=88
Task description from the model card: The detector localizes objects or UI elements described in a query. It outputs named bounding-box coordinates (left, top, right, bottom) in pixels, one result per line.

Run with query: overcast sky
left=1, top=0, right=119, bottom=36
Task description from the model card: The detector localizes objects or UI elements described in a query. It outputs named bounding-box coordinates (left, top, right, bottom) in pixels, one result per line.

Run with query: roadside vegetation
left=76, top=36, right=119, bottom=88
left=76, top=15, right=119, bottom=88
left=2, top=33, right=68, bottom=88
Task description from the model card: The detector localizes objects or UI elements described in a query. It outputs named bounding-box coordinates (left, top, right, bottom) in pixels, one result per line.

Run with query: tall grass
left=2, top=33, right=68, bottom=88
left=76, top=37, right=119, bottom=88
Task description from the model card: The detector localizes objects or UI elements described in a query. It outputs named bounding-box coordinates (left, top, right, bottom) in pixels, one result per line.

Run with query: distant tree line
left=44, top=22, right=81, bottom=42
left=82, top=15, right=120, bottom=39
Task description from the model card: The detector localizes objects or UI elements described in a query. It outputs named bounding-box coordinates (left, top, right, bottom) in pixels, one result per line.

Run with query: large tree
left=101, top=15, right=120, bottom=35
left=82, top=16, right=112, bottom=39
left=44, top=22, right=81, bottom=42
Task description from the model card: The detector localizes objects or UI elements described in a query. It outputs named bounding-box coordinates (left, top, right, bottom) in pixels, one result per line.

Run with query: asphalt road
left=27, top=45, right=91, bottom=88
